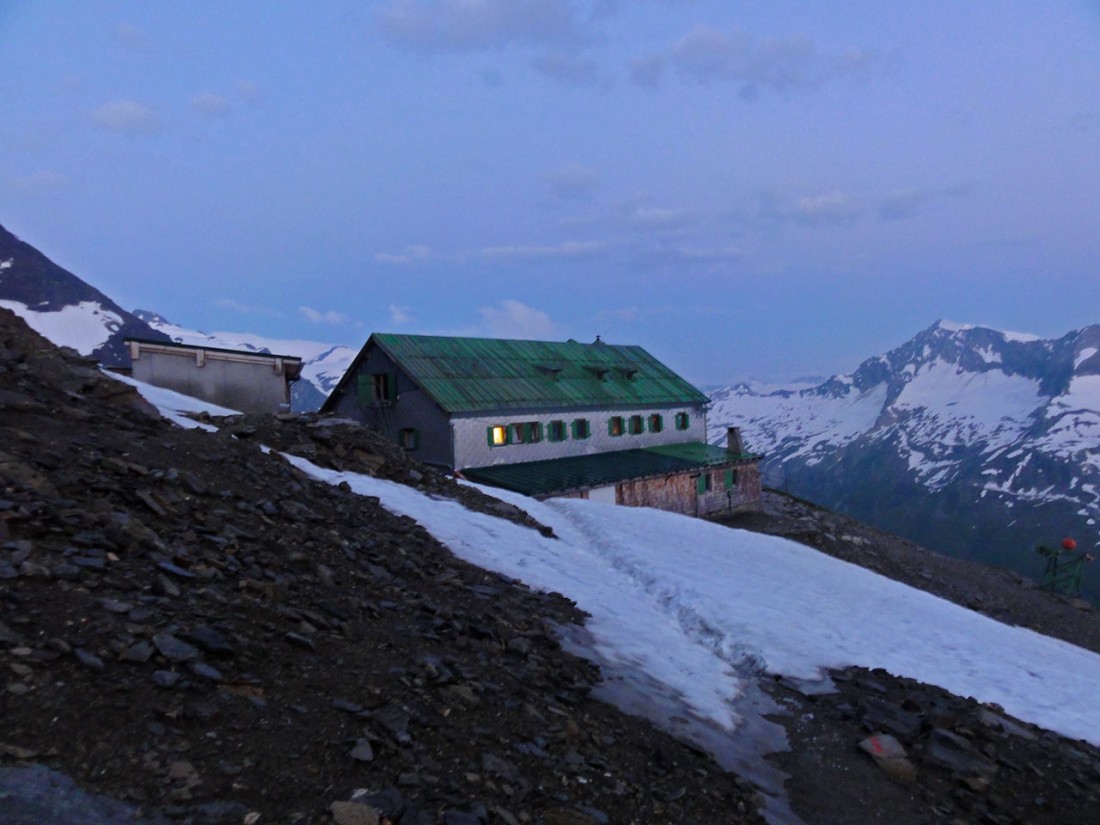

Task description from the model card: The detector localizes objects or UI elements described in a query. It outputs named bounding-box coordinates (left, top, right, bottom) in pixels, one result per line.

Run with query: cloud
left=878, top=184, right=971, bottom=221
left=625, top=206, right=698, bottom=231
left=595, top=306, right=640, bottom=323
left=376, top=0, right=586, bottom=53
left=637, top=26, right=874, bottom=98
left=476, top=240, right=605, bottom=261
left=758, top=188, right=862, bottom=227
left=1069, top=110, right=1100, bottom=133
left=640, top=244, right=744, bottom=264
left=389, top=303, right=413, bottom=324
left=531, top=51, right=601, bottom=86
left=479, top=299, right=557, bottom=339
left=543, top=162, right=600, bottom=199
left=627, top=55, right=665, bottom=87
left=113, top=23, right=149, bottom=51
left=213, top=299, right=282, bottom=317
left=299, top=306, right=350, bottom=325
left=236, top=81, right=263, bottom=104
left=89, top=100, right=160, bottom=135
left=191, top=93, right=231, bottom=118
left=8, top=170, right=67, bottom=195
left=374, top=244, right=432, bottom=264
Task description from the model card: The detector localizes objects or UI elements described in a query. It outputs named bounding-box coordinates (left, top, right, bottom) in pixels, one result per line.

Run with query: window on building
left=695, top=473, right=712, bottom=495
left=488, top=425, right=510, bottom=446
left=548, top=420, right=566, bottom=442
left=608, top=416, right=624, bottom=436
left=723, top=468, right=738, bottom=489
left=369, top=372, right=396, bottom=403
left=629, top=414, right=644, bottom=435
left=675, top=411, right=690, bottom=430
left=398, top=428, right=419, bottom=450
left=510, top=422, right=542, bottom=443
left=571, top=418, right=590, bottom=439
left=649, top=413, right=663, bottom=433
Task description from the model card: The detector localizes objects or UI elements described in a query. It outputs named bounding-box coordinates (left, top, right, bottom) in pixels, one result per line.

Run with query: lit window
left=608, top=416, right=624, bottom=437
left=649, top=414, right=663, bottom=433
left=488, top=425, right=509, bottom=446
left=629, top=415, right=644, bottom=435
left=548, top=420, right=566, bottom=442
left=675, top=412, right=690, bottom=430
left=571, top=418, right=590, bottom=439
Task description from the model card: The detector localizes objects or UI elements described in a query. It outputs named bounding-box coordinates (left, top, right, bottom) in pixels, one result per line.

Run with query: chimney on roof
left=726, top=426, right=744, bottom=455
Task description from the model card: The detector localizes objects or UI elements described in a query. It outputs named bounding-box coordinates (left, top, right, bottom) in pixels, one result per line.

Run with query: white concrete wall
left=453, top=405, right=708, bottom=469
left=131, top=349, right=291, bottom=413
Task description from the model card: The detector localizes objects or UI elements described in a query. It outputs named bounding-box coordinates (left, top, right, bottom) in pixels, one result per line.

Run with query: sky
left=2, top=1, right=1099, bottom=386
left=120, top=370, right=1100, bottom=821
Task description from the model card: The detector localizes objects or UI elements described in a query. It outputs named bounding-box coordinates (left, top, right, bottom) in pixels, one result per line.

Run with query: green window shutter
left=410, top=429, right=420, bottom=449
left=487, top=426, right=494, bottom=446
left=724, top=469, right=734, bottom=490
left=387, top=372, right=397, bottom=401
left=695, top=475, right=707, bottom=495
left=356, top=374, right=370, bottom=402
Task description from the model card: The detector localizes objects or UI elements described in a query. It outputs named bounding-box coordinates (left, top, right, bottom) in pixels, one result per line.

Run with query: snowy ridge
left=709, top=321, right=1100, bottom=583
left=0, top=298, right=122, bottom=356
left=0, top=223, right=172, bottom=365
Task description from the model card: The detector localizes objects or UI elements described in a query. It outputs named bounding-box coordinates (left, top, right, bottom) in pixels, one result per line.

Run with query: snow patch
left=103, top=371, right=239, bottom=431
left=0, top=299, right=121, bottom=355
left=284, top=457, right=1100, bottom=749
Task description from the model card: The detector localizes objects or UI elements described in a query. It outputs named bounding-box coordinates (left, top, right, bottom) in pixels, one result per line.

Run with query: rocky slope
left=709, top=321, right=1100, bottom=601
left=0, top=307, right=763, bottom=824
left=3, top=305, right=1100, bottom=825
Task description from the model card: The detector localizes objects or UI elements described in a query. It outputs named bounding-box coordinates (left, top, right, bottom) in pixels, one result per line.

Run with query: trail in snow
left=281, top=455, right=1100, bottom=749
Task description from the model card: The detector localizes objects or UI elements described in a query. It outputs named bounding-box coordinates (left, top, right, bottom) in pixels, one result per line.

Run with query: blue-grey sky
left=2, top=1, right=1098, bottom=386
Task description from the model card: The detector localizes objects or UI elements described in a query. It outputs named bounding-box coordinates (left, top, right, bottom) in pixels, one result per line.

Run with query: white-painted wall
left=453, top=405, right=708, bottom=469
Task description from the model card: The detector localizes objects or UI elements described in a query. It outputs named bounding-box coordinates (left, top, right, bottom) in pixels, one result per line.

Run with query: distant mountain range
left=709, top=320, right=1100, bottom=597
left=0, top=223, right=353, bottom=409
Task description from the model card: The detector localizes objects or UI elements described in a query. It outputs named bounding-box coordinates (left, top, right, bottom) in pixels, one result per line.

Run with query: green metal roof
left=460, top=443, right=760, bottom=497
left=369, top=333, right=709, bottom=414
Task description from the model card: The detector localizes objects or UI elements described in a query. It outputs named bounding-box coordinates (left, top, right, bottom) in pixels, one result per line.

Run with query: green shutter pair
left=723, top=469, right=735, bottom=489
left=695, top=474, right=708, bottom=495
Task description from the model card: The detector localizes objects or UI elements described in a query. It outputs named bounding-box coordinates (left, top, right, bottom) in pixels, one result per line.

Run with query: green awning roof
left=460, top=442, right=760, bottom=497
left=369, top=333, right=709, bottom=414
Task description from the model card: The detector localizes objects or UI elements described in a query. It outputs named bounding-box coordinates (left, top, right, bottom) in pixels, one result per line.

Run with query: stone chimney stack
left=726, top=426, right=744, bottom=455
